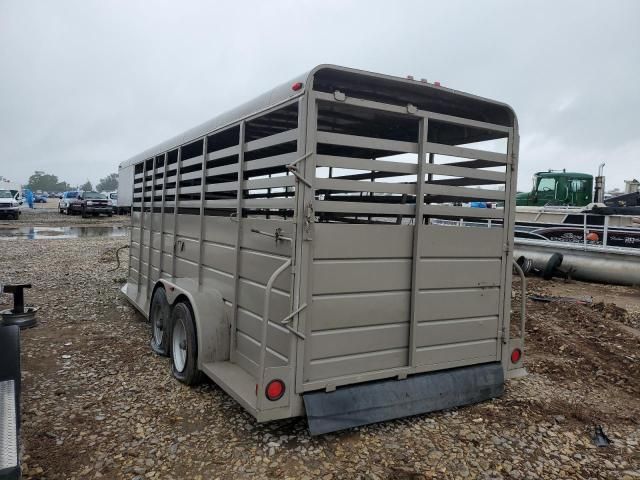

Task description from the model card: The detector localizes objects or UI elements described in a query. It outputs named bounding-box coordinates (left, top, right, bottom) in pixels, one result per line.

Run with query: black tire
left=149, top=287, right=171, bottom=356
left=170, top=301, right=201, bottom=385
left=543, top=253, right=563, bottom=280
left=81, top=207, right=88, bottom=218
left=108, top=212, right=113, bottom=217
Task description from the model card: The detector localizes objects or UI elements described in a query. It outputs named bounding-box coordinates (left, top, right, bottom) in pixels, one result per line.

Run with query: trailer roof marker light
left=291, top=82, right=303, bottom=91
left=265, top=379, right=285, bottom=401
left=511, top=348, right=522, bottom=363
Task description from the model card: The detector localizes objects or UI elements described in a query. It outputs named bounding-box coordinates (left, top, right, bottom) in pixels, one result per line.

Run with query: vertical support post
left=408, top=117, right=428, bottom=368
left=172, top=148, right=183, bottom=278
left=146, top=156, right=158, bottom=301
left=229, top=121, right=246, bottom=362
left=158, top=153, right=168, bottom=277
left=198, top=136, right=208, bottom=287
left=583, top=214, right=588, bottom=247
left=137, top=159, right=147, bottom=293
left=603, top=215, right=609, bottom=247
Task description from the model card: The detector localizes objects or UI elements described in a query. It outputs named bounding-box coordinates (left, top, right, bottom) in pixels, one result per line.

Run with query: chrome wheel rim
left=172, top=316, right=187, bottom=373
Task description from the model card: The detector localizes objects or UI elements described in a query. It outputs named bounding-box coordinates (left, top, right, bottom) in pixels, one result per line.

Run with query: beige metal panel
left=306, top=348, right=407, bottom=382
left=161, top=253, right=173, bottom=271
left=201, top=242, right=236, bottom=276
left=130, top=243, right=140, bottom=260
left=417, top=258, right=502, bottom=289
left=206, top=181, right=239, bottom=193
left=131, top=227, right=141, bottom=244
left=422, top=205, right=504, bottom=219
left=181, top=155, right=203, bottom=168
left=239, top=219, right=295, bottom=256
left=311, top=291, right=410, bottom=330
left=426, top=111, right=511, bottom=134
left=425, top=142, right=507, bottom=164
left=151, top=231, right=162, bottom=250
left=236, top=278, right=290, bottom=323
left=416, top=288, right=500, bottom=321
left=423, top=163, right=505, bottom=183
left=204, top=216, right=237, bottom=246
left=143, top=214, right=151, bottom=229
left=175, top=257, right=198, bottom=278
left=179, top=200, right=202, bottom=208
left=244, top=176, right=295, bottom=190
left=201, top=266, right=234, bottom=299
left=314, top=223, right=413, bottom=259
left=179, top=170, right=202, bottom=182
left=161, top=234, right=174, bottom=254
left=316, top=131, right=418, bottom=154
left=414, top=339, right=497, bottom=366
left=150, top=248, right=161, bottom=270
left=423, top=184, right=505, bottom=201
left=236, top=307, right=290, bottom=359
left=419, top=225, right=503, bottom=258
left=314, top=200, right=415, bottom=215
left=315, top=178, right=415, bottom=195
left=239, top=249, right=292, bottom=292
left=244, top=152, right=297, bottom=172
left=313, top=259, right=411, bottom=295
left=415, top=316, right=498, bottom=347
left=179, top=185, right=201, bottom=194
left=207, top=144, right=240, bottom=161
left=244, top=128, right=298, bottom=152
left=235, top=350, right=259, bottom=379
left=204, top=199, right=237, bottom=209
left=309, top=322, right=408, bottom=360
left=316, top=155, right=417, bottom=174
left=151, top=213, right=162, bottom=231
left=206, top=163, right=238, bottom=177
left=175, top=214, right=200, bottom=237
left=236, top=332, right=288, bottom=367
left=175, top=236, right=199, bottom=263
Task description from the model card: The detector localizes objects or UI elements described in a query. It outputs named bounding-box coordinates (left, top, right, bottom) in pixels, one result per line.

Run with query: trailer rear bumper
left=304, top=362, right=504, bottom=435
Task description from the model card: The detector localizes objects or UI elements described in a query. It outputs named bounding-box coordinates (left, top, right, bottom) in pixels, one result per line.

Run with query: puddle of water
left=0, top=226, right=128, bottom=240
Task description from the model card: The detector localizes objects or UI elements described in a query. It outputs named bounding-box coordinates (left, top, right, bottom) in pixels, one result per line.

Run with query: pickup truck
left=0, top=189, right=21, bottom=219
left=68, top=191, right=113, bottom=217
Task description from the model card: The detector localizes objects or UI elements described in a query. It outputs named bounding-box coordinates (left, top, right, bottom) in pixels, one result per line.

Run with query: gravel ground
left=1, top=230, right=639, bottom=479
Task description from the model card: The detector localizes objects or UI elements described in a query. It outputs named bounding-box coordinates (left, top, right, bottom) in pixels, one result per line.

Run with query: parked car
left=34, top=194, right=48, bottom=203
left=0, top=189, right=21, bottom=219
left=68, top=191, right=112, bottom=217
left=58, top=191, right=79, bottom=214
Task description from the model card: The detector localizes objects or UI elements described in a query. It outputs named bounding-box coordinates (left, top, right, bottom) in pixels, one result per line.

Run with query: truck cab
left=516, top=171, right=593, bottom=207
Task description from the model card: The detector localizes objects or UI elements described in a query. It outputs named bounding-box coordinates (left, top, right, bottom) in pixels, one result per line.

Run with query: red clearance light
left=434, top=81, right=441, bottom=87
left=510, top=348, right=522, bottom=363
left=291, top=82, right=303, bottom=91
left=265, top=379, right=285, bottom=401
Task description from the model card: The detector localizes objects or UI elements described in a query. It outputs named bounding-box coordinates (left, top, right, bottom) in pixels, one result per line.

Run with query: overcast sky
left=1, top=0, right=638, bottom=191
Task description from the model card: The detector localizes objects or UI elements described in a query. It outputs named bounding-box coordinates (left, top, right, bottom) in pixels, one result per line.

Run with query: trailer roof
left=120, top=65, right=516, bottom=169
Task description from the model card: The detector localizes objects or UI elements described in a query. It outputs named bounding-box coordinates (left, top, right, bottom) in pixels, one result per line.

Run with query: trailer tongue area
left=304, top=362, right=504, bottom=435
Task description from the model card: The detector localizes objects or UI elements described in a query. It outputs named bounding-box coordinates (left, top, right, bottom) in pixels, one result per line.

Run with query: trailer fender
left=155, top=280, right=230, bottom=365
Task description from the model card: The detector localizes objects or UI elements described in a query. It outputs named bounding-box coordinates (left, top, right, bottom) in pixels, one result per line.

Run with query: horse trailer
left=120, top=65, right=524, bottom=434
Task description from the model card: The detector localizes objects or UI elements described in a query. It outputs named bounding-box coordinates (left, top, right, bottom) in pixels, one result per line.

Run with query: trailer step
left=202, top=361, right=257, bottom=415
left=303, top=362, right=504, bottom=435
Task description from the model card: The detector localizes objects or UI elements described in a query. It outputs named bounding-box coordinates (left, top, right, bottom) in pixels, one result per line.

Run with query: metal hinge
left=334, top=90, right=346, bottom=102
left=286, top=152, right=313, bottom=188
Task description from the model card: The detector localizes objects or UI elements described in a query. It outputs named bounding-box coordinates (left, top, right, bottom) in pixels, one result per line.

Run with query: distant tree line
left=24, top=171, right=118, bottom=192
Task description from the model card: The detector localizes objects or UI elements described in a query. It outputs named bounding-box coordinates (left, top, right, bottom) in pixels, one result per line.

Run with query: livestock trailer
left=120, top=65, right=524, bottom=434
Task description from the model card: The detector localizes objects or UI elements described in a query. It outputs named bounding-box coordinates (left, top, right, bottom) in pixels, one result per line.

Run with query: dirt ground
left=1, top=218, right=639, bottom=479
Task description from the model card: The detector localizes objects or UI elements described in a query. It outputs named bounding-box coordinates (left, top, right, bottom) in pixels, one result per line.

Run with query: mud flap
left=304, top=362, right=504, bottom=436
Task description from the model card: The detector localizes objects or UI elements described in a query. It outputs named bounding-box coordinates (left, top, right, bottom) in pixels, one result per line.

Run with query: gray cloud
left=1, top=0, right=638, bottom=190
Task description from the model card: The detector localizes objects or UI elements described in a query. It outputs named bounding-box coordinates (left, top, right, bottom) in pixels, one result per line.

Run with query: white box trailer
left=117, top=162, right=134, bottom=214
left=120, top=65, right=525, bottom=434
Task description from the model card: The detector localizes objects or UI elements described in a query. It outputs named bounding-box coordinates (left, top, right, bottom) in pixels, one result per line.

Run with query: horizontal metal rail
left=315, top=178, right=415, bottom=195
left=317, top=131, right=418, bottom=154
left=425, top=142, right=508, bottom=165
left=316, top=155, right=417, bottom=174
left=422, top=184, right=505, bottom=201
left=245, top=129, right=298, bottom=152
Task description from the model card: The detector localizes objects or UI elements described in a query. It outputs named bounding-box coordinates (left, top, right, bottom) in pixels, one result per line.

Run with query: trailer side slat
left=317, top=131, right=418, bottom=154
left=316, top=155, right=418, bottom=174
left=425, top=142, right=508, bottom=165
left=315, top=178, right=415, bottom=195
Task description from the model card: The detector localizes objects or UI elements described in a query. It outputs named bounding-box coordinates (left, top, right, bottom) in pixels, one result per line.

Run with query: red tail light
left=265, top=379, right=285, bottom=401
left=510, top=348, right=522, bottom=363
left=291, top=82, right=303, bottom=91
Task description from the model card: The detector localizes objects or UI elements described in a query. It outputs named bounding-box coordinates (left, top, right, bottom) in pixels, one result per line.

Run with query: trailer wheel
left=170, top=301, right=201, bottom=385
left=149, top=287, right=171, bottom=356
left=543, top=253, right=563, bottom=280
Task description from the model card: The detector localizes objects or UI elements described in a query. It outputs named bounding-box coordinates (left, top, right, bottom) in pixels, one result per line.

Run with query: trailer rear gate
left=122, top=65, right=521, bottom=433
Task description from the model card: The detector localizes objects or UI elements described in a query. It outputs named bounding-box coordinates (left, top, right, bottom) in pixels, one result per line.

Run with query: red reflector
left=434, top=81, right=441, bottom=87
left=511, top=348, right=522, bottom=363
left=291, top=82, right=303, bottom=91
left=265, top=379, right=285, bottom=401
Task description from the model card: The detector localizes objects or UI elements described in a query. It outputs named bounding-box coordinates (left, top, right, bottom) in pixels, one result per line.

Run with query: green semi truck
left=516, top=170, right=594, bottom=207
